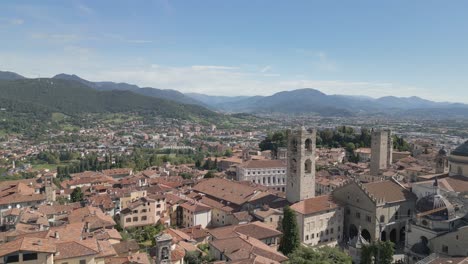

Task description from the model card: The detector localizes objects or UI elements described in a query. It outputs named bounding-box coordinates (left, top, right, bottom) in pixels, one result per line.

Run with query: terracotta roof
left=363, top=180, right=416, bottom=203
left=179, top=225, right=209, bottom=240
left=441, top=175, right=468, bottom=193
left=112, top=240, right=140, bottom=255
left=55, top=240, right=99, bottom=260
left=240, top=160, right=286, bottom=169
left=291, top=195, right=340, bottom=215
left=193, top=178, right=266, bottom=206
left=180, top=201, right=212, bottom=213
left=0, top=237, right=56, bottom=257
left=210, top=234, right=287, bottom=263
left=68, top=206, right=115, bottom=229
left=209, top=221, right=282, bottom=240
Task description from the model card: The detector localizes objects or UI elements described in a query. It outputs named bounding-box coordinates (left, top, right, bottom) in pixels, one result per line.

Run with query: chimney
left=55, top=231, right=60, bottom=239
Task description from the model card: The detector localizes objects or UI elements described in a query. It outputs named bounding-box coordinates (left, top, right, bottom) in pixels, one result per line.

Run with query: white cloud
left=191, top=65, right=239, bottom=71
left=76, top=3, right=94, bottom=15
left=30, top=33, right=80, bottom=43
left=260, top=65, right=272, bottom=73
left=0, top=18, right=24, bottom=27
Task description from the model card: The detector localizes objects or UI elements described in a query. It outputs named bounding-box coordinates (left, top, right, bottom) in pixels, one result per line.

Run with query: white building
left=291, top=195, right=344, bottom=247
left=179, top=201, right=212, bottom=228
left=236, top=159, right=287, bottom=192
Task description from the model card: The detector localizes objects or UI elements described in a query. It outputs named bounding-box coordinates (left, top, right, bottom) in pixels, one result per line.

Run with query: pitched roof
left=240, top=160, right=286, bottom=169
left=210, top=234, right=287, bottom=263
left=291, top=195, right=340, bottom=215
left=180, top=201, right=212, bottom=213
left=0, top=237, right=56, bottom=257
left=363, top=180, right=416, bottom=203
left=208, top=221, right=282, bottom=240
left=55, top=240, right=99, bottom=260
left=193, top=178, right=265, bottom=206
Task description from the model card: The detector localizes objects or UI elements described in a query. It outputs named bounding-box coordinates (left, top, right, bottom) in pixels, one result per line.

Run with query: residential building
left=119, top=196, right=166, bottom=228
left=291, top=195, right=344, bottom=247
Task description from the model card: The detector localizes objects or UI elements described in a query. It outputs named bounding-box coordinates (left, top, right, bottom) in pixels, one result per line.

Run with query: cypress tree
left=279, top=206, right=300, bottom=256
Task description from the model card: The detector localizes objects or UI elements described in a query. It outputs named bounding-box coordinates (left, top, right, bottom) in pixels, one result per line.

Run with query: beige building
left=291, top=195, right=344, bottom=247
left=119, top=196, right=166, bottom=228
left=333, top=179, right=416, bottom=246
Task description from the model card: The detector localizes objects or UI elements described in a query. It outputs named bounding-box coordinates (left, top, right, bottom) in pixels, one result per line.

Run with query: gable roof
left=0, top=237, right=56, bottom=257
left=291, top=194, right=340, bottom=215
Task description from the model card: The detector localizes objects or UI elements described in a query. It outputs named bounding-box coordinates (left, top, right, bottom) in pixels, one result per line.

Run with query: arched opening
left=407, top=209, right=411, bottom=218
left=161, top=246, right=170, bottom=260
left=291, top=138, right=298, bottom=152
left=390, top=228, right=397, bottom=243
left=380, top=215, right=385, bottom=223
left=291, top=159, right=297, bottom=173
left=305, top=138, right=313, bottom=152
left=395, top=211, right=399, bottom=220
left=400, top=227, right=406, bottom=244
left=304, top=159, right=312, bottom=174
left=381, top=231, right=387, bottom=241
left=361, top=229, right=371, bottom=242
left=349, top=224, right=358, bottom=239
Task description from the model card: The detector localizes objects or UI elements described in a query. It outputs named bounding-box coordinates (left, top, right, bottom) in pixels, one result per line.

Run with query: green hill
left=0, top=78, right=218, bottom=120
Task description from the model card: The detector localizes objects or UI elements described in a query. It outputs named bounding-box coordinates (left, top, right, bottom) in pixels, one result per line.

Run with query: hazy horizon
left=1, top=1, right=468, bottom=102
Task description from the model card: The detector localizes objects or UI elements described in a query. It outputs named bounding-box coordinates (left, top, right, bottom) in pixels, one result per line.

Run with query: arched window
left=305, top=138, right=313, bottom=152
left=395, top=211, right=399, bottom=220
left=305, top=159, right=312, bottom=173
left=380, top=215, right=385, bottom=223
left=407, top=209, right=411, bottom=218
left=291, top=159, right=297, bottom=173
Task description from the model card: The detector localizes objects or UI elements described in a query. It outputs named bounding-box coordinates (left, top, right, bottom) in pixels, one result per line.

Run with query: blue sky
left=1, top=1, right=467, bottom=102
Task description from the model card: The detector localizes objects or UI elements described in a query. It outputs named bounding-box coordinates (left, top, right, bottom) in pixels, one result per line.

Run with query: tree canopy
left=287, top=246, right=352, bottom=264
left=279, top=206, right=300, bottom=255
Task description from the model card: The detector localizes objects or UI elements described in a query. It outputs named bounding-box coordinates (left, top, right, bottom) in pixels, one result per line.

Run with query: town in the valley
left=1, top=114, right=467, bottom=264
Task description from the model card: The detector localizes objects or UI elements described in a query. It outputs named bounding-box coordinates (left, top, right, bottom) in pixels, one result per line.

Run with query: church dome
left=415, top=193, right=455, bottom=221
left=452, top=141, right=468, bottom=157
left=438, top=147, right=447, bottom=156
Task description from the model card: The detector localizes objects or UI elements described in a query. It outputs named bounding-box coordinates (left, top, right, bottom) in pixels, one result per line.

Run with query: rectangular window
left=133, top=216, right=138, bottom=221
left=366, top=215, right=372, bottom=222
left=141, top=209, right=147, bottom=213
left=157, top=204, right=161, bottom=208
left=80, top=260, right=86, bottom=264
left=356, top=212, right=361, bottom=219
left=23, top=253, right=38, bottom=261
left=126, top=218, right=131, bottom=222
left=141, top=216, right=147, bottom=221
left=442, top=245, right=448, bottom=253
left=5, top=255, right=19, bottom=263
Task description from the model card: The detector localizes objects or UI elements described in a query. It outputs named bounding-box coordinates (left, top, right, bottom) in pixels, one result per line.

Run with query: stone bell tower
left=435, top=147, right=449, bottom=174
left=154, top=233, right=172, bottom=264
left=286, top=127, right=316, bottom=203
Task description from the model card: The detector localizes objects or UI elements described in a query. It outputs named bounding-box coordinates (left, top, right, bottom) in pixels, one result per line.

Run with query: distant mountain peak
left=0, top=71, right=26, bottom=80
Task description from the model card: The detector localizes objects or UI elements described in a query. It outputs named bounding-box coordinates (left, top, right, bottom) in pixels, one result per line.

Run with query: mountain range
left=1, top=70, right=467, bottom=119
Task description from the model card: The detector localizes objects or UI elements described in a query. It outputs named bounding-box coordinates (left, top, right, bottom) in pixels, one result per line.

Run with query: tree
left=204, top=170, right=215, bottom=179
left=279, top=206, right=300, bottom=255
left=361, top=241, right=394, bottom=264
left=184, top=251, right=202, bottom=264
left=70, top=187, right=84, bottom=202
left=287, top=246, right=352, bottom=264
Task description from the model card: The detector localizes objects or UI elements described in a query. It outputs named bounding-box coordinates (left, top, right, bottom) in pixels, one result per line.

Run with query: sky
left=1, top=1, right=468, bottom=102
